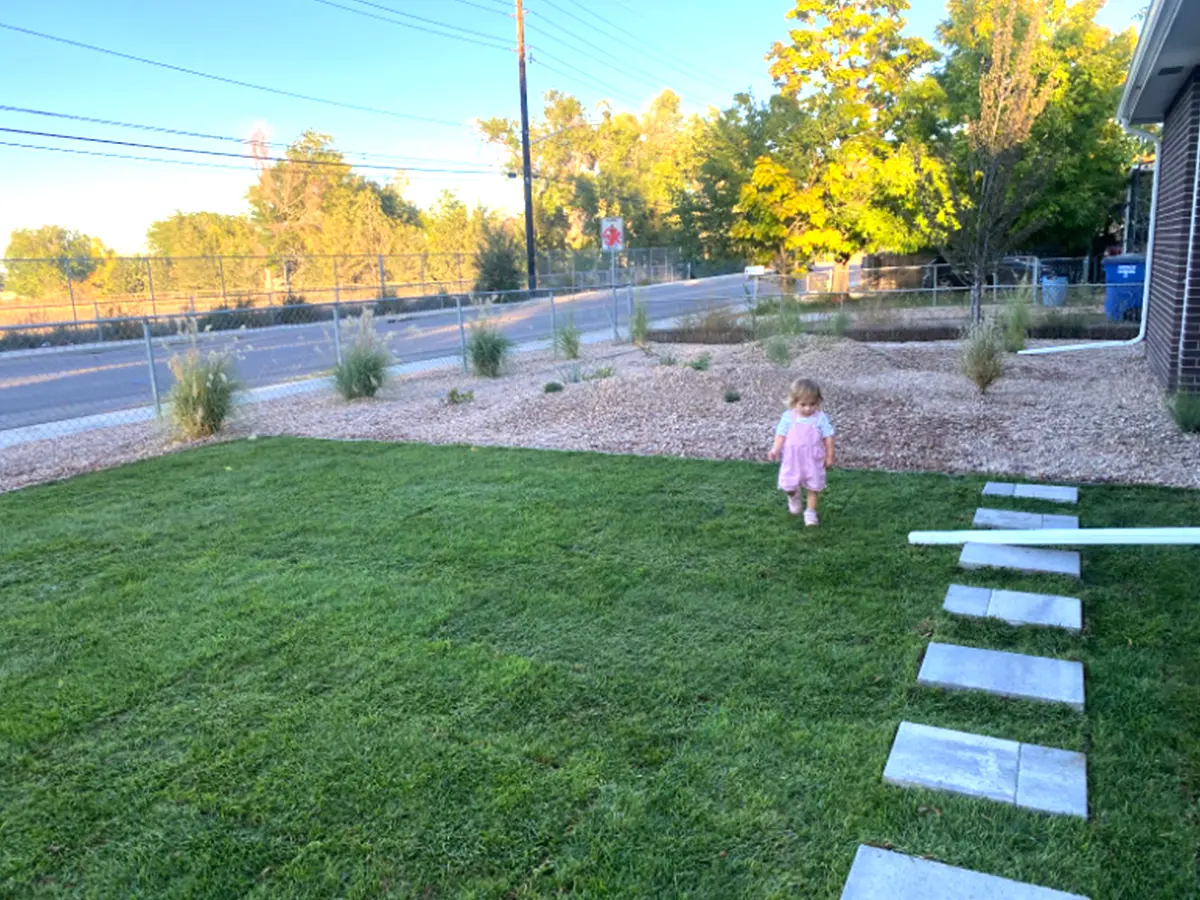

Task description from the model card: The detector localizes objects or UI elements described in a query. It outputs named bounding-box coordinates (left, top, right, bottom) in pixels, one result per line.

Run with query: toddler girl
left=768, top=378, right=835, bottom=526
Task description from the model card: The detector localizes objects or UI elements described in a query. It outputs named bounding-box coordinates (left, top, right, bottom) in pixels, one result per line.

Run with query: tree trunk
left=969, top=280, right=983, bottom=324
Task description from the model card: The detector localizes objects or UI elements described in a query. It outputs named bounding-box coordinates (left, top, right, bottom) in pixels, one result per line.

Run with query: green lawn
left=2, top=439, right=1198, bottom=898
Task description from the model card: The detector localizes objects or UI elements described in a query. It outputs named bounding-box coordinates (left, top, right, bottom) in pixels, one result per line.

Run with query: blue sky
left=0, top=0, right=1146, bottom=253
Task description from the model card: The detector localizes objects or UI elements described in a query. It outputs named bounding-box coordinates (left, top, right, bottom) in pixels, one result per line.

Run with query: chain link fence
left=0, top=272, right=755, bottom=446
left=0, top=248, right=688, bottom=332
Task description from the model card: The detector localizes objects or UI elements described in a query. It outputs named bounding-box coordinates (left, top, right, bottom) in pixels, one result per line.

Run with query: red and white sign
left=601, top=217, right=624, bottom=253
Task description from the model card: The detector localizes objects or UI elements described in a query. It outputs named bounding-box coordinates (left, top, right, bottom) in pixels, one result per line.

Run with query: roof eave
left=1118, top=0, right=1187, bottom=125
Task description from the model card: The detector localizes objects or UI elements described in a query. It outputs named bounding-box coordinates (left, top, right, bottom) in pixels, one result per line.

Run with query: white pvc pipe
left=908, top=527, right=1200, bottom=547
left=1018, top=126, right=1161, bottom=356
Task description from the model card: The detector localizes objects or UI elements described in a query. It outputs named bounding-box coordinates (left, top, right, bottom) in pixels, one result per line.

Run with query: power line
left=524, top=16, right=669, bottom=96
left=440, top=0, right=511, bottom=16
left=0, top=21, right=467, bottom=127
left=527, top=1, right=715, bottom=102
left=314, top=0, right=510, bottom=49
left=0, top=105, right=499, bottom=167
left=0, top=128, right=505, bottom=174
left=529, top=56, right=640, bottom=107
left=543, top=0, right=733, bottom=95
left=529, top=49, right=643, bottom=106
left=0, top=139, right=514, bottom=179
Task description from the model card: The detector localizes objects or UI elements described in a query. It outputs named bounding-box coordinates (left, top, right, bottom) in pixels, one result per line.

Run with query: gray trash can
left=1041, top=276, right=1068, bottom=308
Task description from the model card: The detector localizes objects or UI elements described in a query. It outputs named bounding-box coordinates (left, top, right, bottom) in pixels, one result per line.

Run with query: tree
left=732, top=0, right=937, bottom=271
left=920, top=0, right=1061, bottom=321
left=3, top=226, right=100, bottom=299
left=246, top=131, right=423, bottom=293
left=934, top=0, right=1137, bottom=257
left=473, top=221, right=523, bottom=293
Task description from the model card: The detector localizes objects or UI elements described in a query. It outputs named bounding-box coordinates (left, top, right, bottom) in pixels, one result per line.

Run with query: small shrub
left=544, top=381, right=564, bottom=393
left=1168, top=392, right=1200, bottom=433
left=689, top=353, right=712, bottom=372
left=585, top=366, right=614, bottom=381
left=658, top=352, right=677, bottom=366
left=824, top=309, right=851, bottom=336
left=168, top=348, right=239, bottom=439
left=960, top=320, right=1005, bottom=395
left=467, top=321, right=512, bottom=377
left=631, top=296, right=649, bottom=345
left=446, top=387, right=475, bottom=405
left=334, top=311, right=390, bottom=400
left=1002, top=296, right=1030, bottom=353
left=762, top=335, right=791, bottom=366
left=555, top=317, right=581, bottom=359
left=562, top=364, right=583, bottom=383
left=724, top=389, right=741, bottom=403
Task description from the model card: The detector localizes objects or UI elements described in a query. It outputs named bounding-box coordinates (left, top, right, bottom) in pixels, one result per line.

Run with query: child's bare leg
left=806, top=491, right=820, bottom=511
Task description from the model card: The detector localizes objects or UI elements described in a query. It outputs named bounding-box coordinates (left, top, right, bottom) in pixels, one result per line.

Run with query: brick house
left=1119, top=0, right=1200, bottom=391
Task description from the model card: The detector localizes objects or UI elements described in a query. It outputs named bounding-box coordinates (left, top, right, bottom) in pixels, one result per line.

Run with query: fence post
left=611, top=252, right=619, bottom=341
left=92, top=295, right=104, bottom=342
left=931, top=263, right=938, bottom=307
left=63, top=260, right=78, bottom=324
left=1032, top=257, right=1042, bottom=306
left=549, top=292, right=558, bottom=356
left=217, top=257, right=227, bottom=305
left=378, top=254, right=387, bottom=301
left=456, top=293, right=468, bottom=373
left=332, top=300, right=343, bottom=367
left=142, top=319, right=161, bottom=417
left=141, top=258, right=157, bottom=317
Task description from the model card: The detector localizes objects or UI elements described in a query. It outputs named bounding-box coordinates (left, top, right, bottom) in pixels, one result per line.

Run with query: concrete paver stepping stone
left=841, top=845, right=1090, bottom=899
left=960, top=543, right=1081, bottom=578
left=983, top=482, right=1078, bottom=504
left=943, top=585, right=1082, bottom=632
left=884, top=721, right=1019, bottom=804
left=1017, top=744, right=1089, bottom=818
left=974, top=508, right=1080, bottom=530
left=918, top=642, right=1085, bottom=710
left=883, top=722, right=1087, bottom=818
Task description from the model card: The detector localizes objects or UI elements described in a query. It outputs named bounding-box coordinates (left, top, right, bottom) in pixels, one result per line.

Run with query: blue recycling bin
left=1103, top=254, right=1145, bottom=321
left=1041, top=276, right=1068, bottom=307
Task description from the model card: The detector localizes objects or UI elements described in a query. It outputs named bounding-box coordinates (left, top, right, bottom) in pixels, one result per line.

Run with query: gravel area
left=3, top=336, right=1198, bottom=494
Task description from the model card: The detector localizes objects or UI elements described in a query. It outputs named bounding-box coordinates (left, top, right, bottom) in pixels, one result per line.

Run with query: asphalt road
left=0, top=274, right=764, bottom=431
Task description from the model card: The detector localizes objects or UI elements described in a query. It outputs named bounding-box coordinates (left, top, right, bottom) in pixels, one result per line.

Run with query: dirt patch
left=3, top=336, right=1197, bottom=494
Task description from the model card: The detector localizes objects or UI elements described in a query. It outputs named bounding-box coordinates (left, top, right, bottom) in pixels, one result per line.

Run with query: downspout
left=1019, top=125, right=1160, bottom=356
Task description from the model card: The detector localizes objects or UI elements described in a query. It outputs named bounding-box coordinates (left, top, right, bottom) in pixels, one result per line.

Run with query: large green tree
left=733, top=0, right=937, bottom=271
left=933, top=0, right=1138, bottom=256
left=3, top=226, right=101, bottom=300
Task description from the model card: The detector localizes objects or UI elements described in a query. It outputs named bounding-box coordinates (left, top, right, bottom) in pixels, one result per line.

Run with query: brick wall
left=1148, top=70, right=1200, bottom=391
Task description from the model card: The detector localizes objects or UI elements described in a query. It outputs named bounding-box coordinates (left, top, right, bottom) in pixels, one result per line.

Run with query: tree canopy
left=4, top=0, right=1140, bottom=302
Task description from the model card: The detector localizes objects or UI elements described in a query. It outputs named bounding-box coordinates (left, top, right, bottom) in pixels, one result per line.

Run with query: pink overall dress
left=777, top=412, right=827, bottom=493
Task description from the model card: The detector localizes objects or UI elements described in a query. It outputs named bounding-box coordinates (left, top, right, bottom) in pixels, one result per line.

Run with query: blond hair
left=786, top=378, right=822, bottom=409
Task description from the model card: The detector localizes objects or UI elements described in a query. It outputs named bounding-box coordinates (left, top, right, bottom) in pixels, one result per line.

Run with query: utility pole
left=516, top=0, right=537, bottom=290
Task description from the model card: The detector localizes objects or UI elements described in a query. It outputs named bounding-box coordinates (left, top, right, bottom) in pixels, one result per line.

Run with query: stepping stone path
left=974, top=508, right=1080, bottom=530
left=960, top=543, right=1081, bottom=578
left=844, top=481, right=1093, bottom=896
left=983, top=482, right=1078, bottom=504
left=943, top=585, right=1082, bottom=632
left=841, top=845, right=1090, bottom=900
left=918, top=642, right=1085, bottom=710
left=883, top=722, right=1088, bottom=818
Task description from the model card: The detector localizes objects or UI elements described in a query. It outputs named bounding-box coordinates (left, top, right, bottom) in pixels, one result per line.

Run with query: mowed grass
left=1, top=439, right=1198, bottom=898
